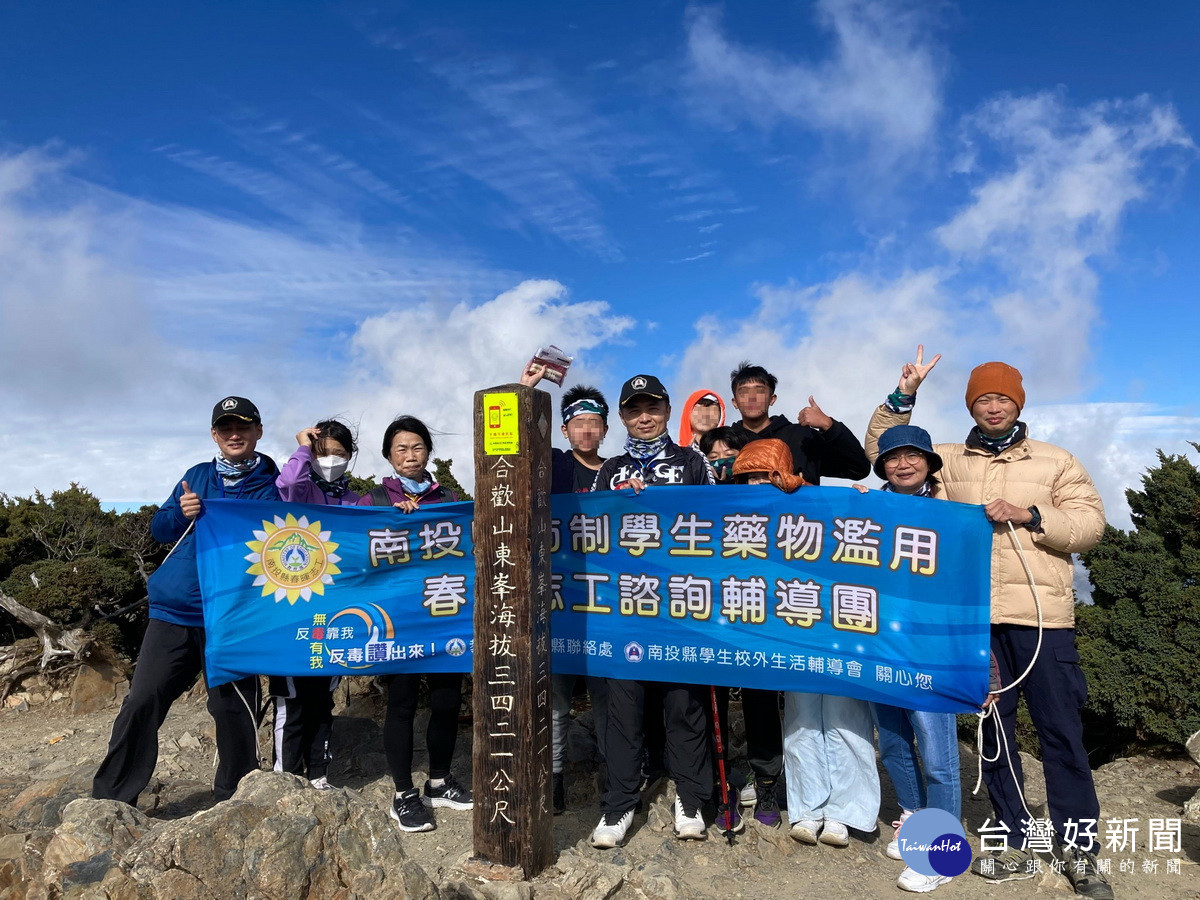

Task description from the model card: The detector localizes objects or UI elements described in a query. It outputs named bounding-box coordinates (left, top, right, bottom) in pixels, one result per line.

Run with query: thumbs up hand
left=180, top=481, right=202, bottom=519
left=797, top=396, right=834, bottom=431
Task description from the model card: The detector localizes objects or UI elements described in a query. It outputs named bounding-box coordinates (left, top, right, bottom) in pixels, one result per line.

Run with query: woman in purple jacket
left=358, top=415, right=474, bottom=832
left=271, top=419, right=361, bottom=789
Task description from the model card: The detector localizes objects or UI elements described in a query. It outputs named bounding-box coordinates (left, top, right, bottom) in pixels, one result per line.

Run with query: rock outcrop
left=5, top=771, right=441, bottom=900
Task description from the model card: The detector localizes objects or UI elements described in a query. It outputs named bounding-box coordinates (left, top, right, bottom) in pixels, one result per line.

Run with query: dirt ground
left=1, top=682, right=1197, bottom=900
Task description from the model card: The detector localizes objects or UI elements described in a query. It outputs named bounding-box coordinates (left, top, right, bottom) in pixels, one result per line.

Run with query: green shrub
left=1077, top=445, right=1200, bottom=755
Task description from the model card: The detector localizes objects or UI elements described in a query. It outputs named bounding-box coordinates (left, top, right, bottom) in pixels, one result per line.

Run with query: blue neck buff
left=625, top=433, right=669, bottom=462
left=978, top=427, right=1018, bottom=455
left=399, top=474, right=433, bottom=495
left=215, top=455, right=260, bottom=479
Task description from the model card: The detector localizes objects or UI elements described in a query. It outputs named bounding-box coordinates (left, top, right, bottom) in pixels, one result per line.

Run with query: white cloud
left=357, top=30, right=744, bottom=256
left=937, top=92, right=1194, bottom=398
left=0, top=148, right=635, bottom=504
left=683, top=0, right=943, bottom=164
left=343, top=280, right=635, bottom=486
left=675, top=270, right=956, bottom=458
left=358, top=53, right=628, bottom=260
left=0, top=150, right=212, bottom=501
left=674, top=90, right=1193, bottom=529
left=1028, top=403, right=1200, bottom=531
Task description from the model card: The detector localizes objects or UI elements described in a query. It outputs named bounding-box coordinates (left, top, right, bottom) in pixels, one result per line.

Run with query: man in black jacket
left=727, top=362, right=870, bottom=484
left=589, top=374, right=718, bottom=849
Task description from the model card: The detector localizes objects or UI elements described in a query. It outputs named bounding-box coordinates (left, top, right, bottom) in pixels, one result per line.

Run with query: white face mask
left=313, top=455, right=349, bottom=482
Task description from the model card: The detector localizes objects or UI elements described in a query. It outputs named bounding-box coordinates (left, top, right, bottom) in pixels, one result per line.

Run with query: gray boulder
left=25, top=770, right=440, bottom=900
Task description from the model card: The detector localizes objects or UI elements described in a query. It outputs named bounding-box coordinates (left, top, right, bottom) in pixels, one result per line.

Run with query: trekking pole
left=709, top=685, right=736, bottom=845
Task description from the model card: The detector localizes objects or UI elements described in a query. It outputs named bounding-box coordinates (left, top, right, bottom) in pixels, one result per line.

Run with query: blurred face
left=315, top=436, right=351, bottom=460
left=689, top=401, right=721, bottom=436
left=971, top=393, right=1020, bottom=437
left=705, top=440, right=737, bottom=462
left=211, top=418, right=262, bottom=463
left=744, top=472, right=771, bottom=485
left=619, top=396, right=670, bottom=440
left=881, top=449, right=931, bottom=494
left=562, top=413, right=607, bottom=455
left=388, top=431, right=430, bottom=479
left=732, top=381, right=775, bottom=422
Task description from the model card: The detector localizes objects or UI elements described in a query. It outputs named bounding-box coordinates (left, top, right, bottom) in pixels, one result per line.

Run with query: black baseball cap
left=211, top=396, right=262, bottom=426
left=619, top=374, right=669, bottom=408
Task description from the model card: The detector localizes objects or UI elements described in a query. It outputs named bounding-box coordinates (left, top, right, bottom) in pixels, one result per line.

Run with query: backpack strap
left=369, top=485, right=392, bottom=507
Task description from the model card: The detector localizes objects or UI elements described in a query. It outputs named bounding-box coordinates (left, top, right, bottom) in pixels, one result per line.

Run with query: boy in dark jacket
left=521, top=362, right=611, bottom=494
left=93, top=397, right=280, bottom=805
left=727, top=362, right=870, bottom=484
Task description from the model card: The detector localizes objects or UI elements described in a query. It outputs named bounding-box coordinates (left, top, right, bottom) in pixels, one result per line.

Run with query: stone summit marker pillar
left=471, top=383, right=554, bottom=877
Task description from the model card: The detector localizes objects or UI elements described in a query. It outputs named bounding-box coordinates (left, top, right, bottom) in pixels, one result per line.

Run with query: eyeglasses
left=882, top=450, right=926, bottom=466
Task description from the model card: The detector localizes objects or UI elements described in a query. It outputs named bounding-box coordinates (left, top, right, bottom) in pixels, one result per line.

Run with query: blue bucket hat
left=874, top=425, right=943, bottom=479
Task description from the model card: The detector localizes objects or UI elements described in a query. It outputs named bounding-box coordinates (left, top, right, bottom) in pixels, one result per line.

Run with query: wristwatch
left=1025, top=505, right=1043, bottom=531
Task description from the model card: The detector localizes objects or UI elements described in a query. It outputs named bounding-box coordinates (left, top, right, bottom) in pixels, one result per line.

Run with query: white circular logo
left=624, top=641, right=644, bottom=662
left=445, top=638, right=467, bottom=657
left=631, top=377, right=647, bottom=390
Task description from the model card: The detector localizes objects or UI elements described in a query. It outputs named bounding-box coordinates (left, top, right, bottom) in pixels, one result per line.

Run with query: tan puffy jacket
left=866, top=405, right=1105, bottom=628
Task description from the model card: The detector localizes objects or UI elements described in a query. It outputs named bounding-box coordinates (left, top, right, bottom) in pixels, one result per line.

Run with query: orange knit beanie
left=965, top=362, right=1025, bottom=411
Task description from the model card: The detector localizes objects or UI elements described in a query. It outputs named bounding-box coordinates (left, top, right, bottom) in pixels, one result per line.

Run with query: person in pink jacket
left=271, top=419, right=361, bottom=790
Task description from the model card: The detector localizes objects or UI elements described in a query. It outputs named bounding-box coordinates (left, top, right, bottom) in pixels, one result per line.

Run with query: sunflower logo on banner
left=244, top=513, right=341, bottom=604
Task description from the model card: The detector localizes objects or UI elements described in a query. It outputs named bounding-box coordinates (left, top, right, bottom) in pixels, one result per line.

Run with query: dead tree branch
left=0, top=588, right=91, bottom=671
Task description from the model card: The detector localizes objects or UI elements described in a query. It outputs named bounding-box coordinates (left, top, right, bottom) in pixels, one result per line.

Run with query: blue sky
left=1, top=1, right=1196, bottom=527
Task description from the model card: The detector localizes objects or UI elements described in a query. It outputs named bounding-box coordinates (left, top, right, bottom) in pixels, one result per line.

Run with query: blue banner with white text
left=196, top=500, right=478, bottom=688
left=196, top=487, right=991, bottom=712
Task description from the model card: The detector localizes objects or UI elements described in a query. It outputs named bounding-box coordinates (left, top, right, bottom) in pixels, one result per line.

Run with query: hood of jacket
left=732, top=438, right=808, bottom=493
left=732, top=413, right=797, bottom=439
left=678, top=389, right=727, bottom=448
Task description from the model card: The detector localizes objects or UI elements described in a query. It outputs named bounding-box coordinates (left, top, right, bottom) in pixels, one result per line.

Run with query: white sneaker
left=309, top=776, right=333, bottom=791
left=673, top=798, right=707, bottom=840
left=738, top=781, right=757, bottom=807
left=818, top=819, right=849, bottom=847
left=897, top=867, right=953, bottom=893
left=789, top=817, right=821, bottom=844
left=590, top=809, right=634, bottom=849
left=887, top=810, right=914, bottom=860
